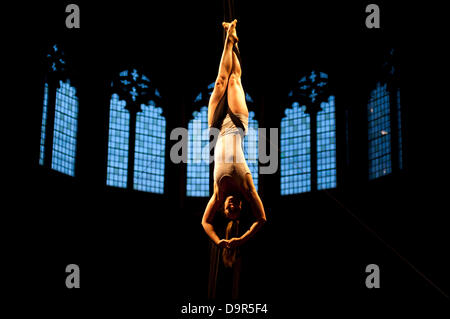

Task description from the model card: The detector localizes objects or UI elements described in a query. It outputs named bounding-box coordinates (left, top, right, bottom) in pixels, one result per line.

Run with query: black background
left=6, top=0, right=450, bottom=316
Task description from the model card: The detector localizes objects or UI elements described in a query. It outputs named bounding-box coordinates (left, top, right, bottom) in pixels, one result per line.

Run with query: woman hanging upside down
left=201, top=19, right=267, bottom=263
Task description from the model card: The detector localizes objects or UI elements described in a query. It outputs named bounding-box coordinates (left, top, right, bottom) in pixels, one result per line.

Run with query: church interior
left=17, top=0, right=449, bottom=315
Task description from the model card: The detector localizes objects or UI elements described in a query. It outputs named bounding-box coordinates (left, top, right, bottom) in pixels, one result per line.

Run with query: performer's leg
left=227, top=45, right=249, bottom=116
left=208, top=20, right=238, bottom=126
left=231, top=44, right=242, bottom=77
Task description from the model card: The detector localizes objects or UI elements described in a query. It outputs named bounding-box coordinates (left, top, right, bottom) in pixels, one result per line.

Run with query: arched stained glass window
left=280, top=102, right=311, bottom=195
left=106, top=69, right=165, bottom=193
left=317, top=95, right=337, bottom=189
left=187, top=106, right=210, bottom=197
left=368, top=82, right=392, bottom=179
left=281, top=71, right=336, bottom=195
left=39, top=45, right=79, bottom=176
left=368, top=48, right=404, bottom=179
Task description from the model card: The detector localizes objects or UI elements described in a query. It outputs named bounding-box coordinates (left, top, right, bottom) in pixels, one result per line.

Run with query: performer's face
left=224, top=195, right=242, bottom=219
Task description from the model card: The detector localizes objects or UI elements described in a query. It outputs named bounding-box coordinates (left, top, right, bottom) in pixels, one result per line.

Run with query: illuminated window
left=243, top=111, right=259, bottom=190
left=368, top=82, right=392, bottom=179
left=133, top=101, right=166, bottom=193
left=317, top=96, right=337, bottom=189
left=281, top=71, right=336, bottom=195
left=39, top=83, right=49, bottom=165
left=39, top=45, right=78, bottom=176
left=106, top=69, right=165, bottom=193
left=106, top=94, right=129, bottom=188
left=51, top=80, right=79, bottom=176
left=281, top=102, right=311, bottom=195
left=187, top=106, right=210, bottom=197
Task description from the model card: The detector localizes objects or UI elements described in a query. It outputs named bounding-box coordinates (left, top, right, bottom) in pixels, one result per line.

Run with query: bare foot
left=222, top=19, right=238, bottom=43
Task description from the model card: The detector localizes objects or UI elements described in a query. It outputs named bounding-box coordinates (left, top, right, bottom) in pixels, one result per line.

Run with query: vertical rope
left=207, top=241, right=220, bottom=299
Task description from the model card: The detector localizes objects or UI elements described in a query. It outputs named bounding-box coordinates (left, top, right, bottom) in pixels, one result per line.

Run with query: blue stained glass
left=368, top=82, right=392, bottom=179
left=243, top=111, right=258, bottom=190
left=187, top=106, right=210, bottom=197
left=51, top=80, right=79, bottom=176
left=133, top=101, right=166, bottom=193
left=317, top=95, right=337, bottom=190
left=106, top=94, right=130, bottom=188
left=39, top=83, right=49, bottom=165
left=194, top=92, right=202, bottom=102
left=280, top=102, right=311, bottom=195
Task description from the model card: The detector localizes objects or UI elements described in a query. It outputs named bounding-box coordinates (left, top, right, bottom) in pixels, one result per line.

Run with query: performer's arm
left=234, top=217, right=265, bottom=246
left=201, top=194, right=228, bottom=248
left=231, top=206, right=266, bottom=247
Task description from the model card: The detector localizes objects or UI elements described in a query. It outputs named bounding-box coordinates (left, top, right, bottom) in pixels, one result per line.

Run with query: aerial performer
left=201, top=19, right=267, bottom=298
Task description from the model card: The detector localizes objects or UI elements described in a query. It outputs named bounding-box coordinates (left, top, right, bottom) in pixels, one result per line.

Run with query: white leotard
left=212, top=113, right=251, bottom=186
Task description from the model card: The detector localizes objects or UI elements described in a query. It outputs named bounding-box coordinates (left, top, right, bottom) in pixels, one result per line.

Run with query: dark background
left=7, top=0, right=449, bottom=316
